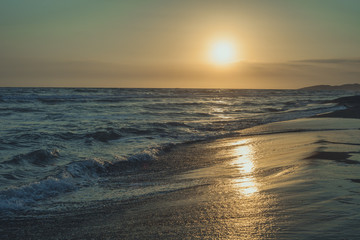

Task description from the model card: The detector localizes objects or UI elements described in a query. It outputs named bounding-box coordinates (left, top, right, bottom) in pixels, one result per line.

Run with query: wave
left=85, top=129, right=123, bottom=142
left=0, top=178, right=75, bottom=212
left=3, top=149, right=59, bottom=167
left=1, top=173, right=20, bottom=180
left=84, top=127, right=168, bottom=142
left=62, top=147, right=163, bottom=179
left=73, top=88, right=100, bottom=93
left=95, top=97, right=140, bottom=103
left=0, top=107, right=44, bottom=113
left=264, top=107, right=283, bottom=112
left=1, top=126, right=173, bottom=146
left=152, top=121, right=191, bottom=128
left=119, top=127, right=160, bottom=135
left=280, top=105, right=345, bottom=116
left=0, top=146, right=169, bottom=212
left=55, top=132, right=83, bottom=141
left=0, top=159, right=111, bottom=212
left=62, top=158, right=109, bottom=179
left=241, top=101, right=269, bottom=106
left=38, top=96, right=88, bottom=104
left=0, top=94, right=92, bottom=104
left=0, top=88, right=353, bottom=215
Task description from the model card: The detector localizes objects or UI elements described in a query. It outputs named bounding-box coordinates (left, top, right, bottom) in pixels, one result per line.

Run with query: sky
left=1, top=0, right=360, bottom=89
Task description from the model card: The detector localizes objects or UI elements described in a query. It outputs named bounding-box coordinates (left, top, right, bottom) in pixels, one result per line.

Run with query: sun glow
left=209, top=40, right=237, bottom=65
left=232, top=140, right=258, bottom=196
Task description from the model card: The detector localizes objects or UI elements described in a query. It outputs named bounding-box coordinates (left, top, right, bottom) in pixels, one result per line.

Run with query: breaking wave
left=0, top=146, right=166, bottom=212
left=3, top=149, right=59, bottom=166
left=0, top=87, right=353, bottom=215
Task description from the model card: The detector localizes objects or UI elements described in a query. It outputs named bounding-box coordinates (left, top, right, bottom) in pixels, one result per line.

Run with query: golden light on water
left=178, top=136, right=281, bottom=238
left=223, top=137, right=278, bottom=238
left=232, top=140, right=259, bottom=196
left=233, top=177, right=258, bottom=196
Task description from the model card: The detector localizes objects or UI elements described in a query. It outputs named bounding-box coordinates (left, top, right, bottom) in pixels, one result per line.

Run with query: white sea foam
left=0, top=178, right=75, bottom=211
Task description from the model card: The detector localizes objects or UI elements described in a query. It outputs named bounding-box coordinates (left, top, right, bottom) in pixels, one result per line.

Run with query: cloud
left=0, top=57, right=360, bottom=88
left=292, top=58, right=360, bottom=64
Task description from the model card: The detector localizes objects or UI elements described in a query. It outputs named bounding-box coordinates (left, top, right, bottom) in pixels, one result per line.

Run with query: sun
left=209, top=40, right=237, bottom=65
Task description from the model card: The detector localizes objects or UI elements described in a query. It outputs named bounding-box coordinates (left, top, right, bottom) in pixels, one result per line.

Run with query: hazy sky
left=1, top=0, right=360, bottom=88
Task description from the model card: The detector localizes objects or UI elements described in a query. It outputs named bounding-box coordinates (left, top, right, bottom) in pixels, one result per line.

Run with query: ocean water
left=0, top=88, right=350, bottom=217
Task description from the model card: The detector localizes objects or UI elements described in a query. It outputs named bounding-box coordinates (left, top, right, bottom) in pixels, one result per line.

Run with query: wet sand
left=2, top=95, right=360, bottom=239
left=2, top=117, right=360, bottom=239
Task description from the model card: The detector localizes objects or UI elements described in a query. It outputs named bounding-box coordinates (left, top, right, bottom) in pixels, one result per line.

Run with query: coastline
left=315, top=95, right=360, bottom=119
left=1, top=95, right=360, bottom=239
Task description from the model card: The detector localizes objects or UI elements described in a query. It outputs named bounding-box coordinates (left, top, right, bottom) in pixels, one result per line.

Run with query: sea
left=0, top=88, right=351, bottom=218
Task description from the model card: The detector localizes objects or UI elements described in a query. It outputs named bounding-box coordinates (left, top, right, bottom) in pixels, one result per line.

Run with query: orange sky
left=1, top=0, right=360, bottom=88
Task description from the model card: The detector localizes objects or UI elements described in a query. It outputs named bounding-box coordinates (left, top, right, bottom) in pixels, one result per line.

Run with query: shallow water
left=2, top=118, right=359, bottom=239
left=0, top=88, right=351, bottom=215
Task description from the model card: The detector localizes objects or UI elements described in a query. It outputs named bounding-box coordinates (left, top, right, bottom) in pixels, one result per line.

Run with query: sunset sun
left=2, top=1, right=360, bottom=239
left=209, top=40, right=237, bottom=65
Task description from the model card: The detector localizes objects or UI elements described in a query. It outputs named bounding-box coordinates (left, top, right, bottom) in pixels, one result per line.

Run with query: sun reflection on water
left=233, top=177, right=258, bottom=196
left=217, top=137, right=280, bottom=238
left=232, top=140, right=258, bottom=196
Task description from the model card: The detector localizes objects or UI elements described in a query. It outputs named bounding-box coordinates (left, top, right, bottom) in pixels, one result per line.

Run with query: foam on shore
left=2, top=117, right=360, bottom=239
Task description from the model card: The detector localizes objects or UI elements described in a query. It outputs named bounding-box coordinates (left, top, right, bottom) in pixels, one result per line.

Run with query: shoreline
left=1, top=95, right=360, bottom=239
left=3, top=117, right=360, bottom=239
left=315, top=95, right=360, bottom=119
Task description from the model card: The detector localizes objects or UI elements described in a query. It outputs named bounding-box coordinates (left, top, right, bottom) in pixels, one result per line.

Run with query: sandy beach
left=2, top=0, right=360, bottom=238
left=2, top=107, right=360, bottom=239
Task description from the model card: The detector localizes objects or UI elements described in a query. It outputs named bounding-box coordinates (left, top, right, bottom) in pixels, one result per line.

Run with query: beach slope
left=2, top=116, right=360, bottom=239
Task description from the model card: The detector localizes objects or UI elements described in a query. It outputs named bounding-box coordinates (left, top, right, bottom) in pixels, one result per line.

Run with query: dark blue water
left=0, top=88, right=349, bottom=215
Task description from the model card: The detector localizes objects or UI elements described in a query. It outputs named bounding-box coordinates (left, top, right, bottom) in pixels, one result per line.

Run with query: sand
left=2, top=95, right=360, bottom=239
left=2, top=117, right=360, bottom=239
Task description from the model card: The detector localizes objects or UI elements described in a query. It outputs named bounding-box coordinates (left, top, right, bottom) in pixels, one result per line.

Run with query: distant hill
left=299, top=84, right=360, bottom=91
